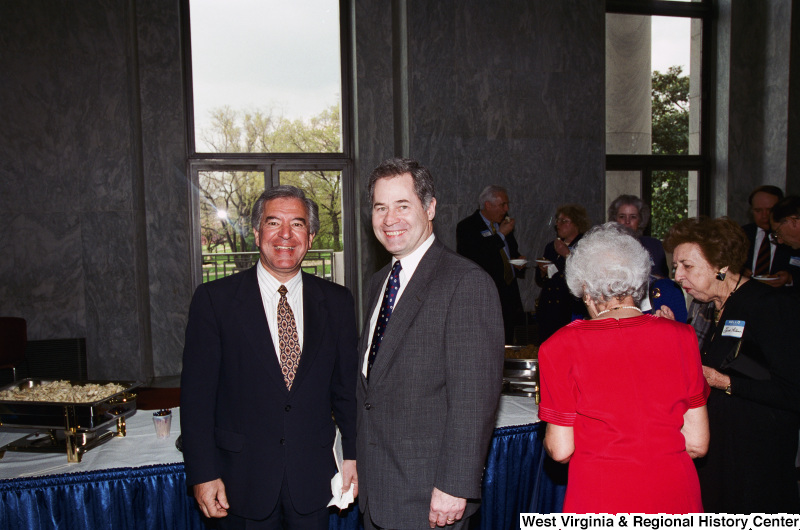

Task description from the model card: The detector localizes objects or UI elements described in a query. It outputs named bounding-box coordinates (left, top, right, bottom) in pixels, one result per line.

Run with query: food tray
left=0, top=379, right=141, bottom=431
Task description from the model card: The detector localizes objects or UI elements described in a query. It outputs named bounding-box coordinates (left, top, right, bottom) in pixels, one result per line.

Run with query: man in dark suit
left=180, top=186, right=358, bottom=529
left=771, top=195, right=800, bottom=297
left=357, top=158, right=504, bottom=529
left=742, top=185, right=793, bottom=287
left=456, top=185, right=526, bottom=344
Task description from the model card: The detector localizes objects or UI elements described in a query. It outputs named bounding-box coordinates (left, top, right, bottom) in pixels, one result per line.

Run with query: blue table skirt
left=0, top=423, right=565, bottom=530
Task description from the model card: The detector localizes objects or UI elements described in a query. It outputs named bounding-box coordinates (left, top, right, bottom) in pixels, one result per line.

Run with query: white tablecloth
left=0, top=408, right=184, bottom=479
left=0, top=395, right=537, bottom=480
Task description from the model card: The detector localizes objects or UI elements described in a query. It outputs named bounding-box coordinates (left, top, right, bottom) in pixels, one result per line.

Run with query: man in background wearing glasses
left=770, top=196, right=800, bottom=297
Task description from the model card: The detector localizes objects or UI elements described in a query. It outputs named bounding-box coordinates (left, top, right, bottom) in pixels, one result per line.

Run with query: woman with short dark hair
left=664, top=216, right=800, bottom=513
left=534, top=204, right=591, bottom=341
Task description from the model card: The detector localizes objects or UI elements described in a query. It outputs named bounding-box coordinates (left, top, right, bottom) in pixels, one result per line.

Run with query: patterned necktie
left=753, top=234, right=771, bottom=276
left=491, top=223, right=514, bottom=284
left=277, top=285, right=301, bottom=390
left=367, top=260, right=402, bottom=380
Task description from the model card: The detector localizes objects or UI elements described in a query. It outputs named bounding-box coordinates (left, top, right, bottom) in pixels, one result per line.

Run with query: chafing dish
left=504, top=344, right=538, bottom=359
left=502, top=378, right=540, bottom=402
left=0, top=379, right=141, bottom=462
left=504, top=358, right=538, bottom=379
left=503, top=358, right=539, bottom=402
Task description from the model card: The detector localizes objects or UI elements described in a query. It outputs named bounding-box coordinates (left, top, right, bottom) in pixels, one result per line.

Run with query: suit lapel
left=235, top=266, right=288, bottom=393
left=366, top=240, right=445, bottom=385
left=291, top=273, right=326, bottom=392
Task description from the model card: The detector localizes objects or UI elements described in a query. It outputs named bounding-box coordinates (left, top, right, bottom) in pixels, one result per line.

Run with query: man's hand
left=763, top=270, right=792, bottom=287
left=193, top=478, right=230, bottom=519
left=428, top=487, right=466, bottom=527
left=498, top=216, right=515, bottom=236
left=341, top=459, right=358, bottom=498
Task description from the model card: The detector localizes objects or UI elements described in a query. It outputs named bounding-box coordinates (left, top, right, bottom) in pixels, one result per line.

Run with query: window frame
left=180, top=0, right=357, bottom=288
left=606, top=0, right=715, bottom=223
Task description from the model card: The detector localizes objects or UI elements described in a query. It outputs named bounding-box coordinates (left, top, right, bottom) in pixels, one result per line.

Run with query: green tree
left=650, top=66, right=690, bottom=238
left=198, top=104, right=344, bottom=266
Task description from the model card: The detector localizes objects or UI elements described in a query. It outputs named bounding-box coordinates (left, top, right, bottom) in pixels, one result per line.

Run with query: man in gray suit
left=357, top=158, right=504, bottom=529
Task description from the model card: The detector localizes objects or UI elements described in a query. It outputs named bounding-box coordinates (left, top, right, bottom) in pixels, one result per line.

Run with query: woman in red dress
left=539, top=223, right=710, bottom=514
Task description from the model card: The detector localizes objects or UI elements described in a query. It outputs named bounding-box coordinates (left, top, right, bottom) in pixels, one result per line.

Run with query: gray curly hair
left=565, top=222, right=651, bottom=304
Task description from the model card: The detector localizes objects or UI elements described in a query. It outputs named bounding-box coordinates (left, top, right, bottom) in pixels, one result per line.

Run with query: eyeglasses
left=555, top=217, right=573, bottom=225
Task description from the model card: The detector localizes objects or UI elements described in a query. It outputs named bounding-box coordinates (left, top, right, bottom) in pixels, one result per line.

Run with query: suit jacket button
left=364, top=403, right=372, bottom=410
left=285, top=405, right=291, bottom=412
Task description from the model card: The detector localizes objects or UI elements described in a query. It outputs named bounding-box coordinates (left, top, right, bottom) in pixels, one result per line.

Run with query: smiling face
left=615, top=204, right=641, bottom=233
left=672, top=242, right=726, bottom=304
left=253, top=197, right=315, bottom=282
left=371, top=173, right=436, bottom=260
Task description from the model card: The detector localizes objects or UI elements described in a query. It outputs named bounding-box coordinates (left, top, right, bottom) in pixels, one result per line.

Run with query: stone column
left=605, top=13, right=652, bottom=211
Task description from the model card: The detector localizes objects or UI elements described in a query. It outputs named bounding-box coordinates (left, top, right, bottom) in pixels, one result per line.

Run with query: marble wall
left=355, top=0, right=606, bottom=314
left=0, top=0, right=190, bottom=381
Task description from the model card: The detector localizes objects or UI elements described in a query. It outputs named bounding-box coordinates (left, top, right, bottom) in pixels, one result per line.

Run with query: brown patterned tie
left=277, top=285, right=301, bottom=390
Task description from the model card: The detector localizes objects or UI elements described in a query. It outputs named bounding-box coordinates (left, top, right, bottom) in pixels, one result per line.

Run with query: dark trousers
left=216, top=472, right=329, bottom=530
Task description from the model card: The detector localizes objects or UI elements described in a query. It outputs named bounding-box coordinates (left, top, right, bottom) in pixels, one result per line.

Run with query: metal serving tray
left=0, top=379, right=141, bottom=430
left=0, top=379, right=141, bottom=462
left=503, top=358, right=538, bottom=379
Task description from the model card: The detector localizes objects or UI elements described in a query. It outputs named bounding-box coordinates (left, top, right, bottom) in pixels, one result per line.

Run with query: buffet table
left=0, top=396, right=564, bottom=530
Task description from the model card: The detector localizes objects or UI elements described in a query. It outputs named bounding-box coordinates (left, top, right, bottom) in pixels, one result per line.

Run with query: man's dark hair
left=367, top=158, right=435, bottom=208
left=748, top=185, right=784, bottom=206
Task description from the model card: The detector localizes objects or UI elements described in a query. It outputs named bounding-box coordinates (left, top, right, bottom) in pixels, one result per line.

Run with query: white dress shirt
left=256, top=263, right=304, bottom=361
left=362, top=233, right=436, bottom=376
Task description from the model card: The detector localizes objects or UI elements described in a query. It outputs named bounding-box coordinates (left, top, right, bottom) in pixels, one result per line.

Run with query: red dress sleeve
left=538, top=334, right=577, bottom=426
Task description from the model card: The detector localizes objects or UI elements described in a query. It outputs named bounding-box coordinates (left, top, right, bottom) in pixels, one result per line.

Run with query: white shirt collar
left=392, top=233, right=436, bottom=280
left=256, top=262, right=303, bottom=297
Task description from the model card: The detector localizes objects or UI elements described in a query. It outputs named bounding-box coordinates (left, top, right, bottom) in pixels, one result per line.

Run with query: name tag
left=721, top=320, right=745, bottom=338
left=481, top=230, right=493, bottom=237
left=791, top=256, right=800, bottom=267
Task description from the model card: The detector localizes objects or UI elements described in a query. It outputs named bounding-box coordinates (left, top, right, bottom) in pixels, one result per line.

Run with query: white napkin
left=328, top=427, right=355, bottom=509
left=546, top=263, right=558, bottom=278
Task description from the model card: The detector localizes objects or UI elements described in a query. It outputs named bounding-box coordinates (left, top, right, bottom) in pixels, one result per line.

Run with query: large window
left=606, top=0, right=712, bottom=240
left=183, top=0, right=354, bottom=287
